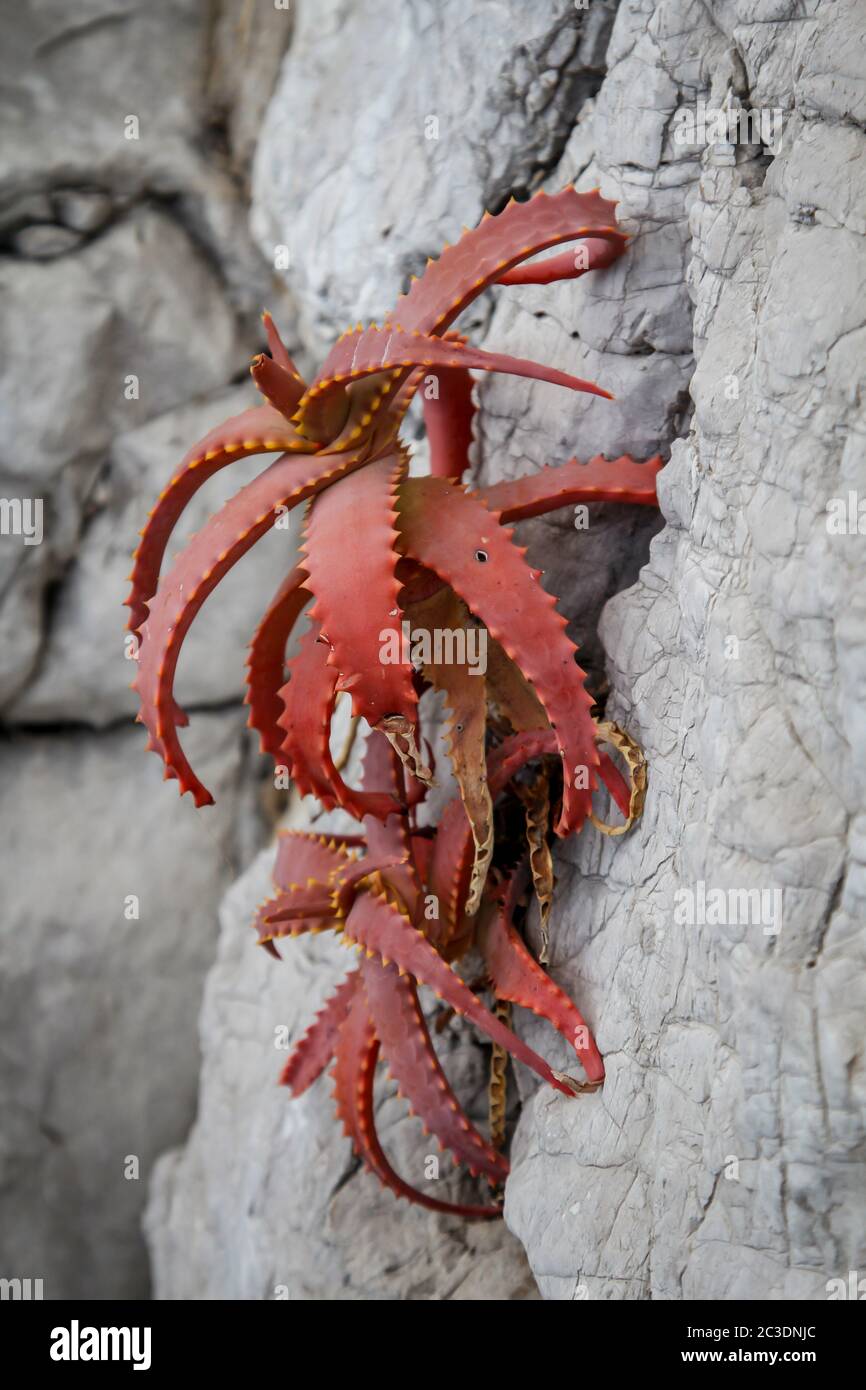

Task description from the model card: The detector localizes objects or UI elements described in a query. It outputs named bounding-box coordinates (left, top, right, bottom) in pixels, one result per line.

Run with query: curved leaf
left=475, top=453, right=663, bottom=523
left=361, top=957, right=508, bottom=1184
left=125, top=404, right=305, bottom=638
left=280, top=971, right=360, bottom=1096
left=330, top=991, right=502, bottom=1218
left=396, top=478, right=598, bottom=835
left=134, top=447, right=372, bottom=805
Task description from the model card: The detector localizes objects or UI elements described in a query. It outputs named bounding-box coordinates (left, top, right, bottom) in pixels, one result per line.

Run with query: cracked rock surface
left=501, top=0, right=866, bottom=1300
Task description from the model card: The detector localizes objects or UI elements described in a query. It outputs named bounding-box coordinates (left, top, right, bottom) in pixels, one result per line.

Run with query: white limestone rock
left=0, top=710, right=262, bottom=1299
left=502, top=0, right=866, bottom=1301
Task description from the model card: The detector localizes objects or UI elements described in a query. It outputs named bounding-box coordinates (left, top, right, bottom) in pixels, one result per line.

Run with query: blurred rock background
left=1, top=0, right=863, bottom=1301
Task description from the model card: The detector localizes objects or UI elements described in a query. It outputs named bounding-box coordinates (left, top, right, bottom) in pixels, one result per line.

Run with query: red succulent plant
left=127, top=187, right=660, bottom=1215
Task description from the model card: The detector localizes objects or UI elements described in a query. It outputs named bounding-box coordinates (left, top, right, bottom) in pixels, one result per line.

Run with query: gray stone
left=9, top=222, right=83, bottom=258
left=0, top=191, right=53, bottom=236
left=1, top=0, right=861, bottom=1307
left=0, top=2, right=286, bottom=316
left=0, top=710, right=262, bottom=1300
left=206, top=2, right=294, bottom=173
left=0, top=0, right=295, bottom=1306
left=251, top=0, right=616, bottom=352
left=0, top=1, right=207, bottom=198
left=53, top=188, right=115, bottom=234
left=502, top=0, right=866, bottom=1301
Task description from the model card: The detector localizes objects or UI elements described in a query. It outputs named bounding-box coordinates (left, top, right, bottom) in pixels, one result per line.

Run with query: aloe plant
left=128, top=187, right=660, bottom=1214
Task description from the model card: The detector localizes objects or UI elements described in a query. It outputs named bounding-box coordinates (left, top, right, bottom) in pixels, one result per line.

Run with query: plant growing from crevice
left=128, top=187, right=660, bottom=1215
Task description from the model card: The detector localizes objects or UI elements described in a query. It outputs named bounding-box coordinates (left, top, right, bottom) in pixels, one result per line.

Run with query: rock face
left=501, top=0, right=866, bottom=1299
left=0, top=713, right=260, bottom=1299
left=0, top=2, right=289, bottom=1298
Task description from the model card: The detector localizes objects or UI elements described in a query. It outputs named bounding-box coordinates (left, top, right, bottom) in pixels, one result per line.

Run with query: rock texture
left=3, top=0, right=863, bottom=1303
left=0, top=2, right=290, bottom=1298
left=501, top=0, right=866, bottom=1300
left=0, top=712, right=260, bottom=1299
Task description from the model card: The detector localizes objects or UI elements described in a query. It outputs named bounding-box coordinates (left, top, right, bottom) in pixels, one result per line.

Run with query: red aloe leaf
left=329, top=855, right=413, bottom=919
left=410, top=832, right=434, bottom=885
left=475, top=453, right=663, bottom=523
left=245, top=566, right=310, bottom=762
left=330, top=991, right=502, bottom=1219
left=265, top=898, right=335, bottom=923
left=253, top=311, right=306, bottom=417
left=256, top=837, right=358, bottom=952
left=251, top=354, right=306, bottom=419
left=273, top=830, right=356, bottom=892
left=256, top=841, right=364, bottom=947
left=360, top=957, right=508, bottom=1184
left=260, top=885, right=337, bottom=925
left=392, top=186, right=626, bottom=335
left=134, top=448, right=371, bottom=805
left=423, top=364, right=476, bottom=480
left=302, top=453, right=416, bottom=728
left=295, top=325, right=610, bottom=442
left=598, top=750, right=631, bottom=819
left=381, top=365, right=426, bottom=441
left=277, top=620, right=402, bottom=821
left=359, top=731, right=421, bottom=911
left=396, top=478, right=598, bottom=835
left=343, top=889, right=587, bottom=1097
left=253, top=888, right=337, bottom=947
left=262, top=310, right=305, bottom=380
left=280, top=971, right=360, bottom=1096
left=419, top=330, right=475, bottom=482
left=479, top=888, right=605, bottom=1087
left=426, top=798, right=475, bottom=947
left=496, top=236, right=622, bottom=285
left=125, top=404, right=304, bottom=638
left=486, top=730, right=558, bottom=788
left=276, top=621, right=353, bottom=809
